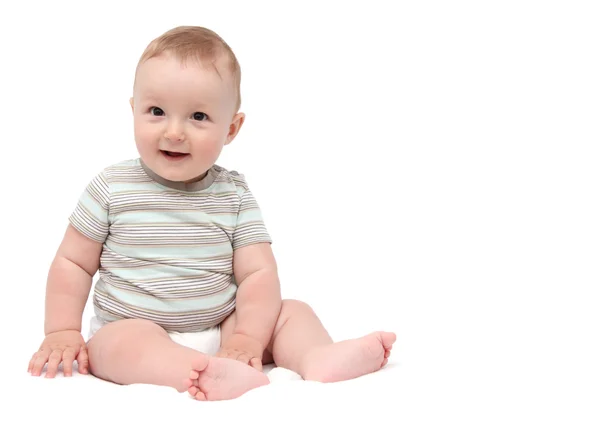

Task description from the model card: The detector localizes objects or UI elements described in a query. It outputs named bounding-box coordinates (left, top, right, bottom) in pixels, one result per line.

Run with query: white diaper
left=88, top=316, right=222, bottom=356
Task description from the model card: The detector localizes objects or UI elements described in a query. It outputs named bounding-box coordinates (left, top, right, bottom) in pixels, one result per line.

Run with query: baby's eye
left=150, top=107, right=164, bottom=116
left=192, top=112, right=208, bottom=121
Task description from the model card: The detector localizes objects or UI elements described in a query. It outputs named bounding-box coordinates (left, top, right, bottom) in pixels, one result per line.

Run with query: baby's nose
left=164, top=122, right=185, bottom=142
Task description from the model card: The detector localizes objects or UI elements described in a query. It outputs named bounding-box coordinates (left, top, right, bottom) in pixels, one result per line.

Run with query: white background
left=1, top=0, right=599, bottom=427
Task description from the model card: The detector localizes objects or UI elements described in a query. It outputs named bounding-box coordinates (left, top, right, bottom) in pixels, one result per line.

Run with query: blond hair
left=135, top=26, right=242, bottom=111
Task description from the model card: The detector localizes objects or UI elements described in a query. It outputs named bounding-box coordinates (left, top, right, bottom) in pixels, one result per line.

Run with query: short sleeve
left=232, top=187, right=272, bottom=250
left=68, top=171, right=110, bottom=243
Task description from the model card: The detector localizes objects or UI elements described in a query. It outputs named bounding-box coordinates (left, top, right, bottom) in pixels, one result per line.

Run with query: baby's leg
left=87, top=319, right=268, bottom=400
left=268, top=300, right=396, bottom=382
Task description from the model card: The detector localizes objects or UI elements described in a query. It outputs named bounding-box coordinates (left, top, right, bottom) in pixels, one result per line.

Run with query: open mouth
left=161, top=150, right=189, bottom=160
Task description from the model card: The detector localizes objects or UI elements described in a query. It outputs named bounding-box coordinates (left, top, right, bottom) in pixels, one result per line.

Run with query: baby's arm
left=29, top=224, right=102, bottom=377
left=45, top=224, right=102, bottom=334
left=232, top=243, right=281, bottom=347
left=217, top=243, right=281, bottom=368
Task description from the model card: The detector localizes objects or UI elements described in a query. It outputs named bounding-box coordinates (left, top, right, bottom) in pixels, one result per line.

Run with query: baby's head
left=130, top=26, right=245, bottom=183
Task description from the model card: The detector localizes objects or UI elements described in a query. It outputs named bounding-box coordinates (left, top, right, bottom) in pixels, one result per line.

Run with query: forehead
left=134, top=53, right=235, bottom=104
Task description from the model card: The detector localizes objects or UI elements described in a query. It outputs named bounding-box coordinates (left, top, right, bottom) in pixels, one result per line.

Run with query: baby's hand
left=216, top=333, right=264, bottom=371
left=28, top=330, right=89, bottom=378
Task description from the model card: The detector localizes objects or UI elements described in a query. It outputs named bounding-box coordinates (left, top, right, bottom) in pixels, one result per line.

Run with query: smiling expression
left=130, top=52, right=244, bottom=183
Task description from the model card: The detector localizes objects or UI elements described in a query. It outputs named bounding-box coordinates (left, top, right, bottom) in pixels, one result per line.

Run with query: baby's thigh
left=87, top=319, right=170, bottom=377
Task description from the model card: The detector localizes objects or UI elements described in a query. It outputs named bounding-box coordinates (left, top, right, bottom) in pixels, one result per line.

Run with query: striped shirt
left=69, top=158, right=272, bottom=332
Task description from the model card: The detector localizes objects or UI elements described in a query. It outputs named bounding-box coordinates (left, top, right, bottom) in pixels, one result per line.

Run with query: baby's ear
left=225, top=112, right=245, bottom=145
left=129, top=97, right=134, bottom=112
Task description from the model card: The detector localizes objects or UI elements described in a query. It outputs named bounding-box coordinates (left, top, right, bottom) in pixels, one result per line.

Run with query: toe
left=189, top=369, right=200, bottom=380
left=191, top=354, right=209, bottom=372
left=384, top=350, right=391, bottom=359
left=188, top=386, right=199, bottom=397
left=194, top=390, right=207, bottom=401
left=380, top=332, right=396, bottom=348
left=381, top=358, right=388, bottom=368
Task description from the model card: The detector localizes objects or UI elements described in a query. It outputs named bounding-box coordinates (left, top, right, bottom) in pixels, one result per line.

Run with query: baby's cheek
left=200, top=135, right=225, bottom=156
left=135, top=127, right=159, bottom=148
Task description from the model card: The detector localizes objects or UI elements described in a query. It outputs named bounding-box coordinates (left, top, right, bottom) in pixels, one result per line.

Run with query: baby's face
left=131, top=53, right=242, bottom=182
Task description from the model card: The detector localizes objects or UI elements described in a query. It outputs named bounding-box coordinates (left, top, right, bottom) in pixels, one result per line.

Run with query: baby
left=27, top=25, right=396, bottom=401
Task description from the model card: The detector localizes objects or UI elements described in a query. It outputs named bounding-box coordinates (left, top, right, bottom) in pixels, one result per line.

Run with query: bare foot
left=184, top=356, right=270, bottom=401
left=301, top=331, right=396, bottom=383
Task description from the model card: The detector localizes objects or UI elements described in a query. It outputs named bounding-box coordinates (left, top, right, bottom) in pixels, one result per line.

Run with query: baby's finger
left=28, top=353, right=38, bottom=373
left=62, top=348, right=76, bottom=377
left=230, top=351, right=245, bottom=361
left=31, top=351, right=50, bottom=376
left=236, top=353, right=251, bottom=365
left=250, top=357, right=263, bottom=371
left=219, top=349, right=241, bottom=361
left=77, top=346, right=89, bottom=374
left=45, top=349, right=63, bottom=378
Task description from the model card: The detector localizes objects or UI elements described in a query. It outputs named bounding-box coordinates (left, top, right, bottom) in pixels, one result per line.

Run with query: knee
left=88, top=319, right=165, bottom=361
left=281, top=299, right=315, bottom=317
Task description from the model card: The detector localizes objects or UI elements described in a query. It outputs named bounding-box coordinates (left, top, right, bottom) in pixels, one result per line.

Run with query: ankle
left=297, top=346, right=327, bottom=379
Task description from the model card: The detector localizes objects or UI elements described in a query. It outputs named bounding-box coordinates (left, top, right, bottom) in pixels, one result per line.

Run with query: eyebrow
left=139, top=95, right=211, bottom=108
